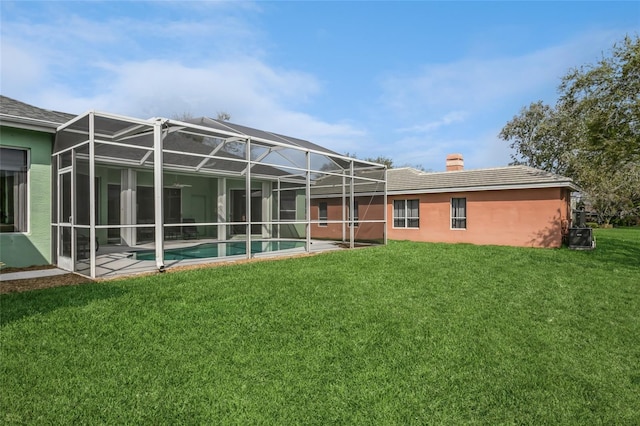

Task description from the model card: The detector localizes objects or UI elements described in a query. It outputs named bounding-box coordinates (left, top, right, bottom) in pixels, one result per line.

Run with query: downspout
left=306, top=151, right=311, bottom=252
left=89, top=112, right=96, bottom=278
left=154, top=119, right=166, bottom=272
left=245, top=137, right=251, bottom=258
left=342, top=174, right=346, bottom=243
left=350, top=160, right=355, bottom=248
left=384, top=167, right=388, bottom=246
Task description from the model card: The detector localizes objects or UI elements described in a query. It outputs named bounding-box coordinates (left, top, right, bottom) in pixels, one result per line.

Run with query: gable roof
left=388, top=165, right=579, bottom=194
left=0, top=95, right=76, bottom=133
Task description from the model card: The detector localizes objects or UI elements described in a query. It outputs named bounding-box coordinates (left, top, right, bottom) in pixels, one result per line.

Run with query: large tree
left=560, top=36, right=640, bottom=172
left=499, top=100, right=574, bottom=174
left=500, top=35, right=640, bottom=223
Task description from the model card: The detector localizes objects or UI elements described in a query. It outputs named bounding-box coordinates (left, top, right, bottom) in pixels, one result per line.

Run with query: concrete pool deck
left=74, top=238, right=345, bottom=279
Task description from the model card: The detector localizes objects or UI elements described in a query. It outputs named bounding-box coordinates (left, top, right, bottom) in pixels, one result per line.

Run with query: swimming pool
left=131, top=240, right=306, bottom=261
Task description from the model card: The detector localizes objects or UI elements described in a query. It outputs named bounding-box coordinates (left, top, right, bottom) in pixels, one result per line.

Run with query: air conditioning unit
left=568, top=227, right=595, bottom=250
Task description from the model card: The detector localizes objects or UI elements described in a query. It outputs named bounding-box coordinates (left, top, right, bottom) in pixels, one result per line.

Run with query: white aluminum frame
left=52, top=110, right=387, bottom=278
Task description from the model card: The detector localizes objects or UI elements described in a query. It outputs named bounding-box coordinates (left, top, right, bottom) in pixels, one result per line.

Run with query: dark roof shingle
left=185, top=116, right=340, bottom=156
left=388, top=166, right=578, bottom=193
left=0, top=95, right=76, bottom=130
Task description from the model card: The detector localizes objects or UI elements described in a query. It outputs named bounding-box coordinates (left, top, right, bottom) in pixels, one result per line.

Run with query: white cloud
left=0, top=2, right=268, bottom=77
left=380, top=129, right=513, bottom=173
left=28, top=57, right=366, bottom=153
left=380, top=29, right=627, bottom=117
left=376, top=29, right=630, bottom=170
left=3, top=3, right=631, bottom=170
left=463, top=128, right=514, bottom=170
left=81, top=58, right=320, bottom=112
left=0, top=3, right=367, bottom=153
left=0, top=42, right=46, bottom=94
left=397, top=111, right=467, bottom=134
left=361, top=132, right=447, bottom=171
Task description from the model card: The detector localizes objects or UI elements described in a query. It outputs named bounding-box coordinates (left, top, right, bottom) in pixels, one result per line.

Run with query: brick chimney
left=446, top=153, right=464, bottom=171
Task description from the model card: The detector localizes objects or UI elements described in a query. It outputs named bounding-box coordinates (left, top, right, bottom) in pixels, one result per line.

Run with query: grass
left=2, top=228, right=639, bottom=424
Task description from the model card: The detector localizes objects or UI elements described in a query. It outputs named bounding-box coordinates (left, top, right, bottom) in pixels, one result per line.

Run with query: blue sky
left=1, top=1, right=638, bottom=171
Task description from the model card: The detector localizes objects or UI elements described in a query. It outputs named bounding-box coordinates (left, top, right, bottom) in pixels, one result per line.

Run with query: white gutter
left=387, top=181, right=580, bottom=195
left=0, top=114, right=62, bottom=133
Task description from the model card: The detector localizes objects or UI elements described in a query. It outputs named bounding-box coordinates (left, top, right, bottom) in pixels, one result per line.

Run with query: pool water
left=132, top=240, right=306, bottom=261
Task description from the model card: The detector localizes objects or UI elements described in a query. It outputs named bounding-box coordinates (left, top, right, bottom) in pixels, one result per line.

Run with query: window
left=136, top=186, right=184, bottom=241
left=0, top=147, right=28, bottom=233
left=393, top=199, right=419, bottom=228
left=349, top=200, right=359, bottom=227
left=319, top=202, right=327, bottom=226
left=451, top=198, right=467, bottom=229
left=137, top=186, right=182, bottom=224
left=280, top=190, right=296, bottom=220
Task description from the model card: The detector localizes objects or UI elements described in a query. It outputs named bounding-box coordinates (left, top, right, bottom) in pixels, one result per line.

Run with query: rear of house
left=389, top=186, right=572, bottom=248
left=2, top=93, right=577, bottom=275
left=0, top=96, right=75, bottom=267
left=309, top=195, right=386, bottom=244
left=312, top=154, right=577, bottom=248
left=387, top=156, right=577, bottom=248
left=2, top=96, right=387, bottom=276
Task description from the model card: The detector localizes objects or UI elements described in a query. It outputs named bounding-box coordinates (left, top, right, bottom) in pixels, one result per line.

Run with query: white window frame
left=348, top=200, right=359, bottom=228
left=279, top=189, right=297, bottom=221
left=393, top=199, right=419, bottom=228
left=318, top=201, right=328, bottom=227
left=451, top=197, right=467, bottom=230
left=0, top=146, right=30, bottom=234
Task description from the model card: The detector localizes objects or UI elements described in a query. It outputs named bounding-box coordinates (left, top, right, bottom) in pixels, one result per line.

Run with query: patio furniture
left=182, top=218, right=198, bottom=239
left=137, top=219, right=154, bottom=243
left=164, top=226, right=181, bottom=240
left=75, top=232, right=100, bottom=259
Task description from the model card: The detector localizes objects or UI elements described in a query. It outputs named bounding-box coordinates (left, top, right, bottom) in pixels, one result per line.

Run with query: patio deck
left=74, top=238, right=344, bottom=278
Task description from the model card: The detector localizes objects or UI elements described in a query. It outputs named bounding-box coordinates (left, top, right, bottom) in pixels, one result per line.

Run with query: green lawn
left=2, top=229, right=639, bottom=424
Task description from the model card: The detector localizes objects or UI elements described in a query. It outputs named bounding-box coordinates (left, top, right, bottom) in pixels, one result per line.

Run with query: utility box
left=568, top=227, right=595, bottom=250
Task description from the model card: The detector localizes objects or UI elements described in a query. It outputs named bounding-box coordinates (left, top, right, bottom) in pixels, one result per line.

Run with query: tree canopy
left=500, top=35, right=640, bottom=224
left=216, top=111, right=231, bottom=121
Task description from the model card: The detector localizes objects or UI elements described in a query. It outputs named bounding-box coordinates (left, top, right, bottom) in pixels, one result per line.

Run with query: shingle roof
left=90, top=130, right=300, bottom=179
left=185, top=116, right=340, bottom=157
left=388, top=166, right=579, bottom=193
left=0, top=95, right=76, bottom=131
left=0, top=97, right=341, bottom=159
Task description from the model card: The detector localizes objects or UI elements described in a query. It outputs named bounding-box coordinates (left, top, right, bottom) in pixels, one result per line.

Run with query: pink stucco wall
left=388, top=187, right=572, bottom=248
left=310, top=196, right=385, bottom=242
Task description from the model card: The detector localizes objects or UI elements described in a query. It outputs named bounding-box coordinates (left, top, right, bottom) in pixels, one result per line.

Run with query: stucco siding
left=388, top=188, right=570, bottom=248
left=310, top=196, right=385, bottom=242
left=0, top=126, right=53, bottom=267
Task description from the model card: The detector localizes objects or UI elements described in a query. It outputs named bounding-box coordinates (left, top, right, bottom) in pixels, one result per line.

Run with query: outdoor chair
left=182, top=218, right=199, bottom=239
left=75, top=232, right=100, bottom=259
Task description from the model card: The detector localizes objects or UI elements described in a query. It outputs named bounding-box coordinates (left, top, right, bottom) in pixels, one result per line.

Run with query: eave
left=0, top=114, right=60, bottom=134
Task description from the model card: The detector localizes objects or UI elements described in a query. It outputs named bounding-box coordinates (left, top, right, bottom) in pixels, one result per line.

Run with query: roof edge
left=388, top=181, right=579, bottom=195
left=0, top=113, right=59, bottom=133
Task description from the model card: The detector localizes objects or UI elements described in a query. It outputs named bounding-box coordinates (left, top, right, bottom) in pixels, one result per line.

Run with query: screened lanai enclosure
left=53, top=111, right=386, bottom=278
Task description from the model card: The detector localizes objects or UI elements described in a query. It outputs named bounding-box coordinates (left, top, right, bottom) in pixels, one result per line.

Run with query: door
left=229, top=189, right=246, bottom=235
left=58, top=170, right=73, bottom=271
left=107, top=184, right=120, bottom=243
left=191, top=195, right=206, bottom=237
left=229, top=189, right=262, bottom=236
